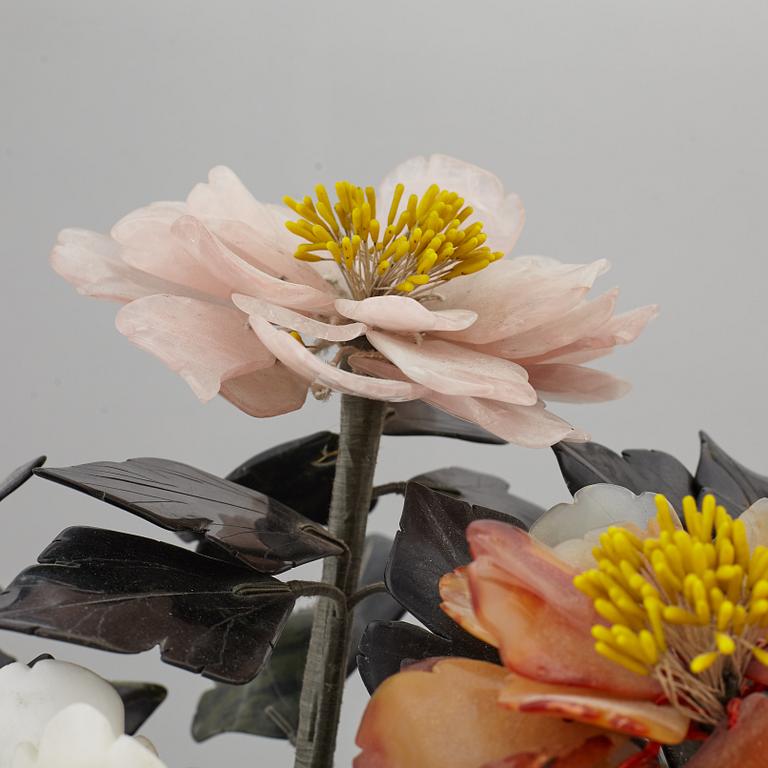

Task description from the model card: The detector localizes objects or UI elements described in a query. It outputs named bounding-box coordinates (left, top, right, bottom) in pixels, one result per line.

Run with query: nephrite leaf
left=695, top=431, right=768, bottom=512
left=552, top=440, right=697, bottom=503
left=36, top=458, right=343, bottom=573
left=411, top=467, right=545, bottom=528
left=383, top=401, right=505, bottom=444
left=192, top=534, right=403, bottom=742
left=0, top=456, right=46, bottom=503
left=0, top=527, right=295, bottom=684
left=111, top=682, right=168, bottom=735
left=226, top=432, right=339, bottom=524
left=385, top=483, right=524, bottom=645
left=357, top=620, right=499, bottom=694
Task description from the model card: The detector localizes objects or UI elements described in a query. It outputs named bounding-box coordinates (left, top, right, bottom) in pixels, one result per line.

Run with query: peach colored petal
left=439, top=568, right=499, bottom=647
left=498, top=675, right=688, bottom=744
left=466, top=520, right=595, bottom=627
left=434, top=258, right=610, bottom=345
left=232, top=294, right=366, bottom=342
left=347, top=355, right=578, bottom=447
left=685, top=692, right=768, bottom=767
left=172, top=216, right=337, bottom=312
left=50, top=229, right=182, bottom=303
left=481, top=735, right=619, bottom=768
left=473, top=289, right=619, bottom=360
left=366, top=331, right=536, bottom=405
left=111, top=204, right=232, bottom=298
left=354, top=658, right=605, bottom=768
left=527, top=305, right=658, bottom=366
left=116, top=295, right=274, bottom=401
left=335, top=296, right=477, bottom=333
left=250, top=316, right=428, bottom=402
left=525, top=364, right=631, bottom=403
left=219, top=363, right=309, bottom=417
left=467, top=554, right=661, bottom=699
left=378, top=154, right=525, bottom=255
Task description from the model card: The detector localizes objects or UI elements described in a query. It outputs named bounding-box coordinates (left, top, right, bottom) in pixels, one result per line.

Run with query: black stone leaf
left=192, top=534, right=403, bottom=742
left=112, top=682, right=168, bottom=735
left=695, top=431, right=768, bottom=512
left=382, top=401, right=505, bottom=444
left=226, top=432, right=339, bottom=524
left=411, top=467, right=545, bottom=529
left=0, top=527, right=295, bottom=684
left=385, top=482, right=522, bottom=647
left=357, top=620, right=499, bottom=694
left=35, top=458, right=343, bottom=573
left=552, top=440, right=697, bottom=503
left=0, top=456, right=46, bottom=503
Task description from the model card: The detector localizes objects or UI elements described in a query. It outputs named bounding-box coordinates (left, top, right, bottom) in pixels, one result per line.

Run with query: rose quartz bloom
left=52, top=155, right=656, bottom=446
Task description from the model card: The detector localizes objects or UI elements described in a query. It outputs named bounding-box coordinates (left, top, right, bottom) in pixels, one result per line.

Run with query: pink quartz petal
left=50, top=229, right=184, bottom=303
left=171, top=216, right=337, bottom=312
left=527, top=305, right=659, bottom=366
left=348, top=355, right=578, bottom=447
left=111, top=204, right=232, bottom=298
left=354, top=658, right=605, bottom=768
left=497, top=675, right=688, bottom=744
left=378, top=154, right=526, bottom=254
left=466, top=520, right=596, bottom=628
left=434, top=258, right=611, bottom=345
left=250, top=316, right=428, bottom=402
left=439, top=568, right=500, bottom=647
left=366, top=331, right=536, bottom=405
left=219, top=363, right=309, bottom=417
left=335, top=296, right=477, bottom=333
left=474, top=289, right=619, bottom=360
left=525, top=364, right=632, bottom=403
left=116, top=295, right=274, bottom=401
left=232, top=294, right=365, bottom=342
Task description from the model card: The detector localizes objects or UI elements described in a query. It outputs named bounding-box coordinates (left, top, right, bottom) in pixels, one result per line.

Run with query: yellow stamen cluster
left=283, top=181, right=503, bottom=299
left=574, top=494, right=768, bottom=724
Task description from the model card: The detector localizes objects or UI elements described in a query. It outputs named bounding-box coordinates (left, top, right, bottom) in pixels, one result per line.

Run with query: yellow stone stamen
left=574, top=493, right=768, bottom=725
left=283, top=180, right=503, bottom=299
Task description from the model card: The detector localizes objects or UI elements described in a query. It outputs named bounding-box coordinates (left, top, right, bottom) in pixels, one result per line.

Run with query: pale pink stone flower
left=51, top=155, right=656, bottom=446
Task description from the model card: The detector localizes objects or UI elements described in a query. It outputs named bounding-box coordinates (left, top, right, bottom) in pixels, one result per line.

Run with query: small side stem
left=293, top=394, right=387, bottom=768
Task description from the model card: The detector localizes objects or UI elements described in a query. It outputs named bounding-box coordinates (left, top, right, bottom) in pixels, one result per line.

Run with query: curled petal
left=525, top=364, right=631, bottom=403
left=250, top=317, right=428, bottom=402
left=50, top=229, right=183, bottom=303
left=439, top=569, right=499, bottom=647
left=219, top=364, right=309, bottom=417
left=378, top=154, right=525, bottom=254
left=354, top=657, right=605, bottom=768
left=336, top=296, right=477, bottom=333
left=232, top=294, right=366, bottom=342
left=366, top=331, right=536, bottom=405
left=116, top=296, right=274, bottom=401
left=498, top=675, right=688, bottom=744
left=435, top=258, right=610, bottom=345
left=172, top=216, right=337, bottom=311
left=112, top=204, right=232, bottom=298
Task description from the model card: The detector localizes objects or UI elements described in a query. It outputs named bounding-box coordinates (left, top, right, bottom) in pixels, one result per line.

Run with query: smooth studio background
left=1, top=1, right=767, bottom=765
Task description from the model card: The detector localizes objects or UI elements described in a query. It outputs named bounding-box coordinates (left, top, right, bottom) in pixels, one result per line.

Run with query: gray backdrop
left=1, top=1, right=766, bottom=765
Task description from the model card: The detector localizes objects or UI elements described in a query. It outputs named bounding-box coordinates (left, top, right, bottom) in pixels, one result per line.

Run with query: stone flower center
left=574, top=494, right=768, bottom=725
left=283, top=181, right=503, bottom=300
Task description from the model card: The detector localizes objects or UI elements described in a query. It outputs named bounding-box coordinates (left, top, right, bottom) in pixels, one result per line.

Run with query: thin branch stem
left=347, top=581, right=389, bottom=610
left=371, top=481, right=407, bottom=498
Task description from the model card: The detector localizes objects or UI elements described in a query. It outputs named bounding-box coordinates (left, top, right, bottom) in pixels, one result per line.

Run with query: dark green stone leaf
left=411, top=467, right=545, bottom=528
left=0, top=456, right=46, bottom=503
left=695, top=432, right=768, bottom=512
left=553, top=440, right=697, bottom=503
left=385, top=483, right=524, bottom=646
left=226, top=432, right=339, bottom=524
left=0, top=527, right=295, bottom=684
left=112, top=682, right=167, bottom=735
left=192, top=535, right=402, bottom=741
left=36, top=458, right=343, bottom=573
left=357, top=620, right=499, bottom=694
left=383, top=401, right=505, bottom=444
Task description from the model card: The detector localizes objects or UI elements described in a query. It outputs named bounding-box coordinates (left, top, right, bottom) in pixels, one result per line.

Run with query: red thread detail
left=727, top=697, right=742, bottom=729
left=616, top=742, right=661, bottom=768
